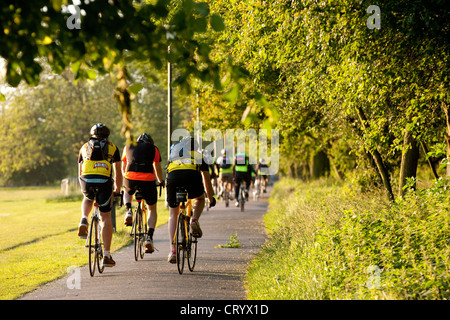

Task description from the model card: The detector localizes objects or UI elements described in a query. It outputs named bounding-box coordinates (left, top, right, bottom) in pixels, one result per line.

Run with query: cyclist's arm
left=201, top=170, right=215, bottom=202
left=121, top=145, right=128, bottom=175
left=113, top=161, right=123, bottom=194
left=112, top=146, right=122, bottom=193
left=153, top=145, right=164, bottom=184
left=77, top=149, right=83, bottom=178
left=154, top=162, right=163, bottom=184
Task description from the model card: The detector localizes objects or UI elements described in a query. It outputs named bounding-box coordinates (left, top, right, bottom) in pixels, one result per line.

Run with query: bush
left=246, top=177, right=450, bottom=300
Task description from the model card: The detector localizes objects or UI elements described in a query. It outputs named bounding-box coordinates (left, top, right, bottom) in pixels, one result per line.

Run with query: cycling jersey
left=167, top=150, right=205, bottom=173
left=122, top=142, right=161, bottom=181
left=216, top=155, right=234, bottom=174
left=234, top=153, right=249, bottom=173
left=78, top=140, right=120, bottom=178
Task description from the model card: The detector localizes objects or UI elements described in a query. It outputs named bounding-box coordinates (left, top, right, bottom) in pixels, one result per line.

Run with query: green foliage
left=247, top=178, right=450, bottom=300
left=0, top=70, right=123, bottom=185
left=217, top=233, right=242, bottom=248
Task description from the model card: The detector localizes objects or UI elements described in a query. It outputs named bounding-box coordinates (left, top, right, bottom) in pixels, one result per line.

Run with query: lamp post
left=167, top=45, right=172, bottom=160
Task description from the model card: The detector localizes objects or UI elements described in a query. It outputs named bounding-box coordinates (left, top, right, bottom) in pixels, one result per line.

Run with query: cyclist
left=122, top=133, right=163, bottom=253
left=233, top=151, right=253, bottom=207
left=165, top=136, right=216, bottom=263
left=256, top=158, right=269, bottom=193
left=216, top=149, right=234, bottom=201
left=77, top=123, right=122, bottom=267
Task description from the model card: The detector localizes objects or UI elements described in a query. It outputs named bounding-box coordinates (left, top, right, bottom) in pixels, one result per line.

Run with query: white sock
left=104, top=251, right=111, bottom=258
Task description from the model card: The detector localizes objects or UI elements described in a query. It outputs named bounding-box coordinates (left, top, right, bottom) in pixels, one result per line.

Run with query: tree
left=0, top=0, right=230, bottom=141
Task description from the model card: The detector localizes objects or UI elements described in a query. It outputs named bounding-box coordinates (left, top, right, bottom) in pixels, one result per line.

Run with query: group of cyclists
left=210, top=148, right=269, bottom=207
left=76, top=123, right=269, bottom=268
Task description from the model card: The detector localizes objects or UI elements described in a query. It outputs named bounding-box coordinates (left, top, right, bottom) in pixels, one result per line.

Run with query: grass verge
left=0, top=186, right=168, bottom=300
left=246, top=177, right=450, bottom=299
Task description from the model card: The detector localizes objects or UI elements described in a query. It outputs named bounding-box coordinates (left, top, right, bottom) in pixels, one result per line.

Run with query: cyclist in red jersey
left=122, top=133, right=163, bottom=253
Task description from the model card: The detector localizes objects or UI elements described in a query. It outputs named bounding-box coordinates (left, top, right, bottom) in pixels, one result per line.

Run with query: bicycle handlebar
left=156, top=181, right=165, bottom=198
left=113, top=191, right=123, bottom=208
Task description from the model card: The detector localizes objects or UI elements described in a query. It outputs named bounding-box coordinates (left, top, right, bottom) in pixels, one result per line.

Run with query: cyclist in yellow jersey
left=77, top=123, right=122, bottom=267
left=165, top=136, right=216, bottom=263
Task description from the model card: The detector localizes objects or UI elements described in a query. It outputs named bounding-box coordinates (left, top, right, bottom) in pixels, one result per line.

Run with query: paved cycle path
left=20, top=189, right=270, bottom=300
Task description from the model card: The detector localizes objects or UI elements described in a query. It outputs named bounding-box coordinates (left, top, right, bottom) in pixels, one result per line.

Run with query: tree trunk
left=398, top=130, right=420, bottom=197
left=420, top=142, right=439, bottom=181
left=442, top=102, right=450, bottom=177
left=310, top=150, right=330, bottom=179
left=356, top=106, right=394, bottom=201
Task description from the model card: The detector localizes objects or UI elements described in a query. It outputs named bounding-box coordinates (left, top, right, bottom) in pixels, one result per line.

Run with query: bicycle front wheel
left=88, top=217, right=97, bottom=277
left=176, top=213, right=185, bottom=274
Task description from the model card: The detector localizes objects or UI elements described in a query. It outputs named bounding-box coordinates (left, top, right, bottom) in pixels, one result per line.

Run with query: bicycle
left=240, top=183, right=246, bottom=212
left=253, top=176, right=263, bottom=201
left=85, top=190, right=122, bottom=277
left=129, top=184, right=163, bottom=261
left=130, top=189, right=148, bottom=261
left=173, top=187, right=197, bottom=274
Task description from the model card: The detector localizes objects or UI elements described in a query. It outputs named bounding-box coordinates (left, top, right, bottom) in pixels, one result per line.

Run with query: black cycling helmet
left=137, top=133, right=154, bottom=144
left=90, top=123, right=110, bottom=138
left=180, top=136, right=198, bottom=152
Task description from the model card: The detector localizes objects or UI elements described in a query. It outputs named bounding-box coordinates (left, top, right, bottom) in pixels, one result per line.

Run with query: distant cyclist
left=233, top=151, right=253, bottom=207
left=77, top=123, right=122, bottom=267
left=165, top=136, right=216, bottom=263
left=256, top=158, right=269, bottom=193
left=122, top=133, right=163, bottom=253
left=216, top=149, right=234, bottom=200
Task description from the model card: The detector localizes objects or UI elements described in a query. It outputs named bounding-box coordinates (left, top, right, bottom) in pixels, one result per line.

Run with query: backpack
left=86, top=138, right=109, bottom=161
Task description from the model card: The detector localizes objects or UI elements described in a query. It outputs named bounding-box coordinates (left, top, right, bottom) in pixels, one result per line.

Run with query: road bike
left=173, top=187, right=197, bottom=274
left=129, top=184, right=163, bottom=261
left=223, top=180, right=232, bottom=207
left=253, top=176, right=263, bottom=201
left=130, top=189, right=148, bottom=261
left=85, top=190, right=122, bottom=277
left=85, top=199, right=104, bottom=277
left=238, top=182, right=246, bottom=212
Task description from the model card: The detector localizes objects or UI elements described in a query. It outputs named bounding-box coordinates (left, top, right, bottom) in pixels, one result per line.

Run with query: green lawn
left=0, top=186, right=169, bottom=300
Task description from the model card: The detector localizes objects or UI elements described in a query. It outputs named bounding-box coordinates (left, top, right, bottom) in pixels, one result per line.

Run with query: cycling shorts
left=166, top=170, right=205, bottom=208
left=79, top=176, right=113, bottom=213
left=124, top=179, right=158, bottom=206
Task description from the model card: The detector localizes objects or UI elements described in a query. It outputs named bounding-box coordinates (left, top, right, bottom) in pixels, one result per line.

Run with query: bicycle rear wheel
left=224, top=187, right=229, bottom=207
left=96, top=220, right=104, bottom=274
left=240, top=189, right=245, bottom=212
left=187, top=232, right=197, bottom=272
left=176, top=212, right=185, bottom=274
left=88, top=217, right=97, bottom=277
left=133, top=207, right=142, bottom=261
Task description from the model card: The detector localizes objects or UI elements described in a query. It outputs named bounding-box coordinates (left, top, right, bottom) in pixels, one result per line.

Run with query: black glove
left=157, top=180, right=165, bottom=188
left=209, top=197, right=216, bottom=208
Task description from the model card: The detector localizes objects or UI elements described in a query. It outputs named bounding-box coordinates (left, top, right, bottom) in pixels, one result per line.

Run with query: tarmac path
left=20, top=188, right=270, bottom=301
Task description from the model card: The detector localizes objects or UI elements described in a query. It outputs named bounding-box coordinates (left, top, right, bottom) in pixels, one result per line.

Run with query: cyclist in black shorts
left=122, top=133, right=163, bottom=253
left=165, top=136, right=216, bottom=263
left=78, top=123, right=122, bottom=267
